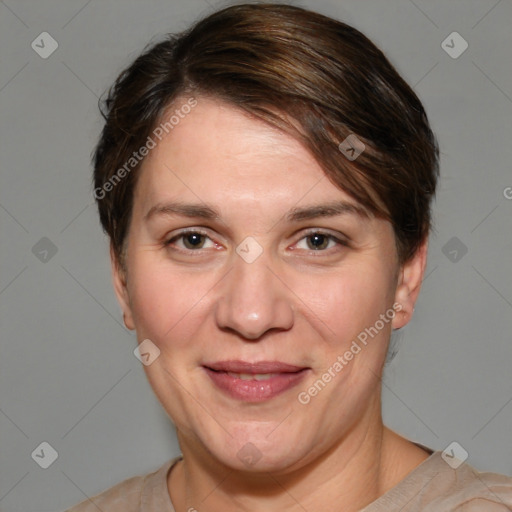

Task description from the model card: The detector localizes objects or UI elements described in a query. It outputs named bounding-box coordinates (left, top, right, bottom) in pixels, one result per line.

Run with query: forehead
left=134, top=97, right=357, bottom=211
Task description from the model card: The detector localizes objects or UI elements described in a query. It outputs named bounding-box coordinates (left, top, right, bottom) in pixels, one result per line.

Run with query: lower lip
left=203, top=367, right=309, bottom=402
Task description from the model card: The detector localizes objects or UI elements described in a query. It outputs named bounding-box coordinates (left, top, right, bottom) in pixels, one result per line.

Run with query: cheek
left=126, top=255, right=207, bottom=344
left=296, top=263, right=393, bottom=345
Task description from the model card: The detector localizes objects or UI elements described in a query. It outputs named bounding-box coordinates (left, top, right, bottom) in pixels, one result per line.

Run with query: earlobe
left=110, top=246, right=135, bottom=331
left=392, top=239, right=428, bottom=330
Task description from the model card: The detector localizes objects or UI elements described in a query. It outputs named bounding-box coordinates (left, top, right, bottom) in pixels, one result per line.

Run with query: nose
left=214, top=252, right=294, bottom=340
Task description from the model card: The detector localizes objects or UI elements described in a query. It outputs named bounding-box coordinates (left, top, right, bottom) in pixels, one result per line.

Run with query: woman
left=68, top=3, right=512, bottom=511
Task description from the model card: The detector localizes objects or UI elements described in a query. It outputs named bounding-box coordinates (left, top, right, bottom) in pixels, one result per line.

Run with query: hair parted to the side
left=93, top=3, right=439, bottom=268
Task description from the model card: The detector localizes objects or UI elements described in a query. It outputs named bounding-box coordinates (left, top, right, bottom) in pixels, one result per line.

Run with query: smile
left=203, top=364, right=310, bottom=402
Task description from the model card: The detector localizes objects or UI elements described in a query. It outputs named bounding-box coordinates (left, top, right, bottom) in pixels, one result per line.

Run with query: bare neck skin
left=167, top=391, right=430, bottom=512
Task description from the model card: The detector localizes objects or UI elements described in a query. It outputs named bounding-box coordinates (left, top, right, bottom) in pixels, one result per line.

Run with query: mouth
left=202, top=360, right=310, bottom=402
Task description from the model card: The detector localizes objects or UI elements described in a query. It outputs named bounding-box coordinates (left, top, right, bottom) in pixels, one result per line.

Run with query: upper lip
left=204, top=360, right=307, bottom=373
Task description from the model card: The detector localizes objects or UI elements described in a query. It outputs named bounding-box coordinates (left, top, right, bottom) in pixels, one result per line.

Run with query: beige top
left=65, top=452, right=512, bottom=511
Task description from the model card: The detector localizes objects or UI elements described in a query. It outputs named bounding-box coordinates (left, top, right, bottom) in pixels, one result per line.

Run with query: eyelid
left=299, top=226, right=348, bottom=238
left=290, top=228, right=350, bottom=252
left=295, top=227, right=349, bottom=243
left=164, top=227, right=219, bottom=248
left=163, top=227, right=349, bottom=254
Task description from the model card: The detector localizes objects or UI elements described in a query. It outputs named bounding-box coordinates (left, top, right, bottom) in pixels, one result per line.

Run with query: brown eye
left=165, top=230, right=215, bottom=251
left=306, top=233, right=330, bottom=250
left=294, top=231, right=347, bottom=253
left=182, top=232, right=207, bottom=249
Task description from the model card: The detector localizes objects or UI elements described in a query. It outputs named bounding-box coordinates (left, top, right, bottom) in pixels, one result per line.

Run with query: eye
left=294, top=231, right=346, bottom=251
left=165, top=230, right=216, bottom=250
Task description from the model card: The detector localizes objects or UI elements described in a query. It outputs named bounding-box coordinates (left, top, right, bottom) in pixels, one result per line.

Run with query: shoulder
left=65, top=473, right=145, bottom=512
left=364, top=451, right=512, bottom=511
left=64, top=458, right=179, bottom=512
left=440, top=459, right=512, bottom=511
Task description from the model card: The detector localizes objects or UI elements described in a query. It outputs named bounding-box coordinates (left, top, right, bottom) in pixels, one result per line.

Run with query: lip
left=203, top=360, right=310, bottom=402
left=204, top=360, right=307, bottom=373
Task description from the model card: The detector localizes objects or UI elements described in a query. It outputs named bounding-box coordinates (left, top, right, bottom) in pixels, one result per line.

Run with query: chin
left=196, top=423, right=313, bottom=474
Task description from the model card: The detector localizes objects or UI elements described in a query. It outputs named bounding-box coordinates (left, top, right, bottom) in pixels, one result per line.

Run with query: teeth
left=227, top=372, right=280, bottom=381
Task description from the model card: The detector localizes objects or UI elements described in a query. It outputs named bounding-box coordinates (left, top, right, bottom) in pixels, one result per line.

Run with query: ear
left=392, top=238, right=428, bottom=330
left=110, top=245, right=135, bottom=330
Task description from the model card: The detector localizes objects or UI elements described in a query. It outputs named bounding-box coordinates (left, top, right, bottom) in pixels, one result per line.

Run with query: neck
left=168, top=398, right=428, bottom=512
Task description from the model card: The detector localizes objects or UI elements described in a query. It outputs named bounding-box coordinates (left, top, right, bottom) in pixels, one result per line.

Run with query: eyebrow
left=145, top=202, right=220, bottom=222
left=144, top=200, right=369, bottom=223
left=286, top=200, right=369, bottom=222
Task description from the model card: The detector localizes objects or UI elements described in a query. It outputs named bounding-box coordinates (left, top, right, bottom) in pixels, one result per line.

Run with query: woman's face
left=113, top=97, right=422, bottom=473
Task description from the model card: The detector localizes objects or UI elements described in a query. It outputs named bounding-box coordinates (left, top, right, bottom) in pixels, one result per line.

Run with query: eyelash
left=164, top=228, right=217, bottom=254
left=164, top=228, right=349, bottom=255
left=294, top=229, right=349, bottom=253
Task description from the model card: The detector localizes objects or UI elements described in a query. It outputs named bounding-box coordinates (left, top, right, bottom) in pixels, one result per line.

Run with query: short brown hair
left=93, top=3, right=439, bottom=266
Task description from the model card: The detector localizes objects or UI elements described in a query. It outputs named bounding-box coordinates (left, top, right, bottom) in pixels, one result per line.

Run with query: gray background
left=1, top=0, right=511, bottom=510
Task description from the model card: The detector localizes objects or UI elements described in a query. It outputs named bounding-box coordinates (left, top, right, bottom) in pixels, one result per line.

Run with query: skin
left=112, top=96, right=430, bottom=512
